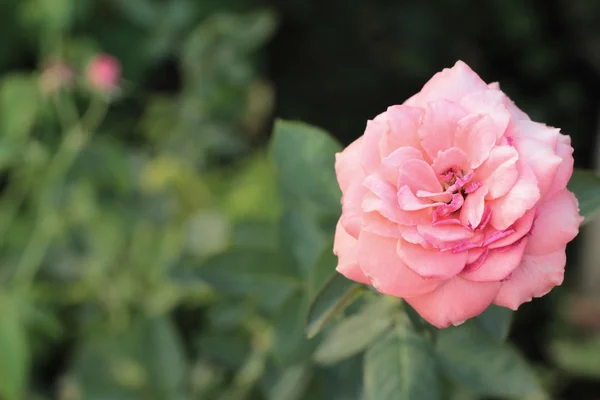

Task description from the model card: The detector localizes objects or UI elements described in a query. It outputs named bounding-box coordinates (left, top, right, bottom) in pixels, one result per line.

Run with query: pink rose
left=334, top=61, right=583, bottom=328
left=86, top=53, right=121, bottom=92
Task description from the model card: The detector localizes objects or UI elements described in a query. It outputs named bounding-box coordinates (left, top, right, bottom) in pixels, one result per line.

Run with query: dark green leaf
left=0, top=295, right=29, bottom=400
left=475, top=304, right=513, bottom=341
left=568, top=169, right=600, bottom=223
left=364, top=315, right=441, bottom=400
left=313, top=298, right=393, bottom=365
left=270, top=120, right=342, bottom=212
left=196, top=249, right=300, bottom=311
left=436, top=321, right=544, bottom=397
left=305, top=273, right=364, bottom=338
left=280, top=209, right=328, bottom=277
left=273, top=294, right=319, bottom=366
left=309, top=242, right=337, bottom=297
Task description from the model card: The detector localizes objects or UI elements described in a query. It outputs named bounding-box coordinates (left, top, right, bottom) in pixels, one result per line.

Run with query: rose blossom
left=333, top=61, right=583, bottom=328
left=86, top=53, right=121, bottom=92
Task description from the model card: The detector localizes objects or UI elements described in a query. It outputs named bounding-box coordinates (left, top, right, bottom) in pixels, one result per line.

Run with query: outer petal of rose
left=454, top=114, right=497, bottom=169
left=357, top=231, right=441, bottom=297
left=432, top=147, right=469, bottom=175
left=379, top=146, right=423, bottom=185
left=545, top=134, right=575, bottom=200
left=404, top=61, right=489, bottom=108
left=335, top=137, right=365, bottom=194
left=512, top=135, right=562, bottom=197
left=488, top=82, right=531, bottom=121
left=507, top=120, right=560, bottom=149
left=493, top=248, right=566, bottom=310
left=525, top=190, right=583, bottom=256
left=334, top=221, right=371, bottom=284
left=461, top=237, right=528, bottom=282
left=474, top=145, right=519, bottom=199
left=459, top=90, right=511, bottom=139
left=341, top=182, right=366, bottom=238
left=397, top=239, right=468, bottom=279
left=362, top=211, right=403, bottom=238
left=398, top=159, right=444, bottom=194
left=487, top=208, right=535, bottom=249
left=488, top=162, right=540, bottom=231
left=406, top=277, right=501, bottom=328
left=360, top=118, right=387, bottom=174
left=384, top=105, right=424, bottom=151
left=460, top=186, right=488, bottom=229
left=418, top=100, right=468, bottom=160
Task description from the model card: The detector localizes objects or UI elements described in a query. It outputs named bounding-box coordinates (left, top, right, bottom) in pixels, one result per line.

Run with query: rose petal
left=488, top=162, right=540, bottom=231
left=405, top=276, right=501, bottom=328
left=357, top=231, right=441, bottom=297
left=545, top=134, right=575, bottom=200
left=432, top=147, right=469, bottom=175
left=493, top=248, right=566, bottom=310
left=474, top=145, right=519, bottom=199
left=459, top=90, right=511, bottom=139
left=487, top=208, right=535, bottom=249
left=417, top=223, right=474, bottom=250
left=397, top=159, right=444, bottom=194
left=379, top=146, right=424, bottom=185
left=460, top=186, right=488, bottom=229
left=418, top=100, right=468, bottom=160
left=362, top=211, right=402, bottom=238
left=334, top=221, right=371, bottom=284
left=487, top=82, right=531, bottom=121
left=512, top=135, right=562, bottom=197
left=341, top=182, right=367, bottom=238
left=525, top=190, right=583, bottom=255
left=384, top=105, right=424, bottom=151
left=454, top=114, right=497, bottom=169
left=397, top=239, right=468, bottom=279
left=461, top=237, right=528, bottom=282
left=404, top=61, right=489, bottom=108
left=361, top=118, right=387, bottom=174
left=335, top=137, right=365, bottom=193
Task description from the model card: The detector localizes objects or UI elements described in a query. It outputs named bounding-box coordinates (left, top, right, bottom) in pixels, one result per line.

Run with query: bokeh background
left=2, top=0, right=600, bottom=399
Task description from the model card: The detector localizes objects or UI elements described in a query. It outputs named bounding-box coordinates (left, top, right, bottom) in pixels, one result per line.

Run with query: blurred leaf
left=313, top=298, right=393, bottom=365
left=305, top=273, right=364, bottom=338
left=273, top=293, right=319, bottom=366
left=270, top=120, right=342, bottom=212
left=70, top=316, right=187, bottom=399
left=0, top=295, right=29, bottom=400
left=280, top=209, right=327, bottom=276
left=231, top=220, right=278, bottom=251
left=550, top=336, right=600, bottom=378
left=364, top=315, right=440, bottom=400
left=195, top=249, right=300, bottom=311
left=475, top=304, right=513, bottom=341
left=0, top=74, right=39, bottom=139
left=199, top=332, right=250, bottom=368
left=436, top=321, right=544, bottom=398
left=268, top=364, right=312, bottom=400
left=568, top=169, right=600, bottom=223
left=309, top=242, right=336, bottom=297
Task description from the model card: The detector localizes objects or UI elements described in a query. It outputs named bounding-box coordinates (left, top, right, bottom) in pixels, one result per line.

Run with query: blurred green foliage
left=1, top=0, right=600, bottom=399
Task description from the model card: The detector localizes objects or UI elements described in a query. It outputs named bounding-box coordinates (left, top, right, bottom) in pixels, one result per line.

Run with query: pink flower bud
left=86, top=53, right=121, bottom=92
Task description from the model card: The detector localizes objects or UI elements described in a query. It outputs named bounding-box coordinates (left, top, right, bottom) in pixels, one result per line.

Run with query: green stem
left=11, top=94, right=109, bottom=289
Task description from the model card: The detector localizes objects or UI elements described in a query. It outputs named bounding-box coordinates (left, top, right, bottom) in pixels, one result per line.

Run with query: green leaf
left=0, top=295, right=29, bottom=400
left=268, top=364, right=312, bottom=400
left=70, top=316, right=187, bottom=399
left=270, top=120, right=342, bottom=212
left=305, top=273, right=364, bottom=338
left=280, top=209, right=328, bottom=277
left=550, top=336, right=600, bottom=378
left=568, top=169, right=600, bottom=223
left=313, top=298, right=393, bottom=365
left=436, top=321, right=544, bottom=397
left=309, top=242, right=337, bottom=297
left=195, top=249, right=300, bottom=312
left=273, top=294, right=319, bottom=366
left=364, top=315, right=441, bottom=400
left=475, top=304, right=513, bottom=341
